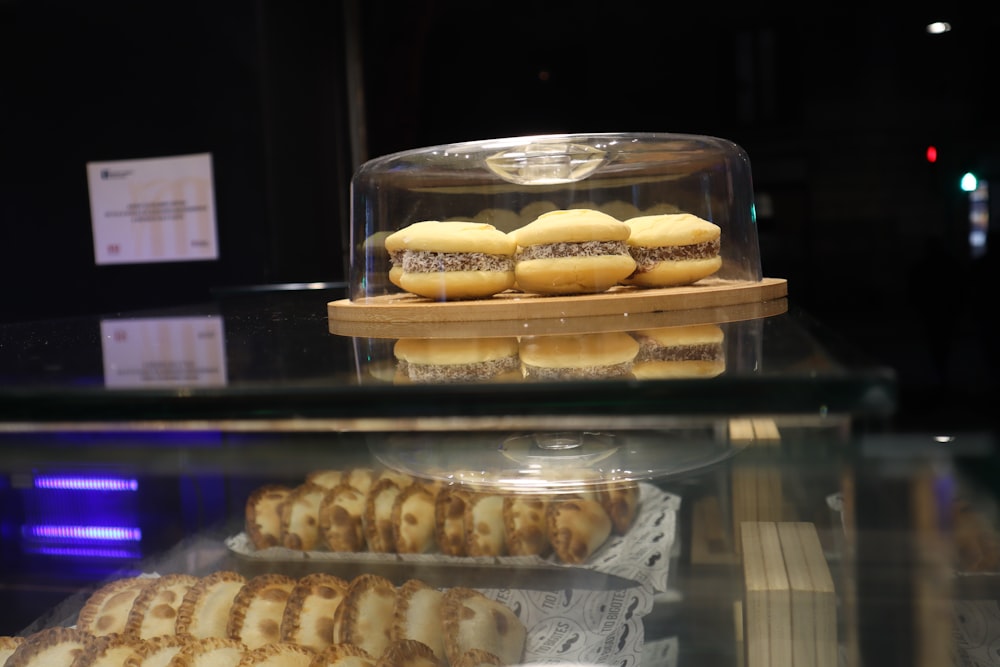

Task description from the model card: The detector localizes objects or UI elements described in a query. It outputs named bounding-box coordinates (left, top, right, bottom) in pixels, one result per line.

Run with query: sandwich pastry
left=623, top=213, right=722, bottom=287
left=510, top=208, right=636, bottom=295
left=385, top=220, right=516, bottom=300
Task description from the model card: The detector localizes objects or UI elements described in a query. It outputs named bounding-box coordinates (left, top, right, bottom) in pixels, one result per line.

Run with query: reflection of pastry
left=394, top=338, right=521, bottom=384
left=333, top=574, right=396, bottom=659
left=630, top=324, right=726, bottom=379
left=434, top=486, right=470, bottom=557
left=281, top=573, right=349, bottom=652
left=175, top=570, right=247, bottom=639
left=226, top=574, right=296, bottom=650
left=392, top=485, right=438, bottom=554
left=519, top=332, right=639, bottom=381
left=440, top=588, right=525, bottom=667
left=599, top=200, right=641, bottom=222
left=124, top=573, right=199, bottom=639
left=623, top=213, right=722, bottom=287
left=473, top=208, right=521, bottom=233
left=385, top=221, right=516, bottom=300
left=518, top=201, right=557, bottom=226
left=510, top=208, right=636, bottom=295
left=391, top=580, right=445, bottom=664
left=502, top=495, right=551, bottom=556
left=547, top=495, right=613, bottom=564
left=464, top=493, right=507, bottom=557
left=245, top=485, right=292, bottom=549
left=642, top=202, right=681, bottom=216
left=319, top=484, right=368, bottom=552
left=4, top=627, right=94, bottom=667
left=77, top=576, right=152, bottom=636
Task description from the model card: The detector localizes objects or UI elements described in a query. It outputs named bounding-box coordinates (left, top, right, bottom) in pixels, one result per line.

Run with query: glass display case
left=0, top=284, right=993, bottom=667
left=0, top=131, right=995, bottom=667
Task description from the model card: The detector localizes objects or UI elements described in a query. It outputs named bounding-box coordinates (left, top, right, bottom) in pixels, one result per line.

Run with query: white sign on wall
left=86, top=152, right=219, bottom=265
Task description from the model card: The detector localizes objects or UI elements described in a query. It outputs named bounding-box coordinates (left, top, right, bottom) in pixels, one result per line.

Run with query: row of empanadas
left=245, top=468, right=640, bottom=565
left=1, top=627, right=507, bottom=667
left=63, top=571, right=525, bottom=667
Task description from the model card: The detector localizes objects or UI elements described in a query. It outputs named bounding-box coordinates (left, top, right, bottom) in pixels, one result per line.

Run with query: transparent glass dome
left=349, top=132, right=763, bottom=301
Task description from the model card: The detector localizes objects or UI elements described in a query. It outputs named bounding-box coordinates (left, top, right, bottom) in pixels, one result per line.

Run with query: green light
left=961, top=172, right=978, bottom=192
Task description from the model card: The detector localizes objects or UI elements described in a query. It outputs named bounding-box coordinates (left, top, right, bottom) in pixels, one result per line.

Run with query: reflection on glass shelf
left=20, top=472, right=143, bottom=562
left=100, top=316, right=227, bottom=388
left=34, top=475, right=138, bottom=491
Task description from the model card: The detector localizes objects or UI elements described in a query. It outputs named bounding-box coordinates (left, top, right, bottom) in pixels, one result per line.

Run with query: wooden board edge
left=328, top=278, right=788, bottom=338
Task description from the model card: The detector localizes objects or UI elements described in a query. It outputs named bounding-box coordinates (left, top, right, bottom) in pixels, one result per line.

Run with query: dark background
left=1, top=1, right=998, bottom=431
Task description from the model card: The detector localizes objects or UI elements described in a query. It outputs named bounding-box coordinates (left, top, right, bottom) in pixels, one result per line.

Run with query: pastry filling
left=628, top=239, right=720, bottom=272
left=523, top=362, right=633, bottom=380
left=515, top=240, right=628, bottom=261
left=634, top=337, right=723, bottom=362
left=398, top=357, right=520, bottom=383
left=392, top=251, right=513, bottom=273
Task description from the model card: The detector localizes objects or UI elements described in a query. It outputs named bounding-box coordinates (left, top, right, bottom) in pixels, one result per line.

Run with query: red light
left=926, top=146, right=938, bottom=163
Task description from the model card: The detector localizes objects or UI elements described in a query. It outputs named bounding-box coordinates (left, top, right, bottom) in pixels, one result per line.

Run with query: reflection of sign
left=100, top=317, right=227, bottom=388
left=87, top=153, right=218, bottom=265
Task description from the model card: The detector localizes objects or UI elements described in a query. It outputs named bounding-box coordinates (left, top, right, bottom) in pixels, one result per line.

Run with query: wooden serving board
left=328, top=277, right=787, bottom=338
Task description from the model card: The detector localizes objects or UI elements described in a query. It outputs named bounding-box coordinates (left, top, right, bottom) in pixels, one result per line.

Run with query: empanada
left=4, top=627, right=95, bottom=667
left=167, top=637, right=247, bottom=667
left=502, top=495, right=551, bottom=556
left=246, top=484, right=292, bottom=549
left=175, top=570, right=247, bottom=639
left=332, top=574, right=396, bottom=658
left=392, top=485, right=437, bottom=554
left=280, top=482, right=328, bottom=551
left=465, top=493, right=506, bottom=557
left=434, top=486, right=469, bottom=557
left=306, top=470, right=344, bottom=490
left=227, top=574, right=296, bottom=650
left=318, top=484, right=367, bottom=552
left=375, top=639, right=441, bottom=667
left=280, top=573, right=349, bottom=652
left=77, top=576, right=153, bottom=636
left=0, top=636, right=24, bottom=666
left=122, top=634, right=193, bottom=667
left=597, top=478, right=640, bottom=535
left=124, top=573, right=199, bottom=639
left=451, top=648, right=502, bottom=667
left=391, top=579, right=444, bottom=663
left=307, top=643, right=375, bottom=667
left=364, top=479, right=403, bottom=553
left=68, top=632, right=142, bottom=667
left=440, top=588, right=525, bottom=667
left=547, top=495, right=612, bottom=564
left=235, top=642, right=315, bottom=667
